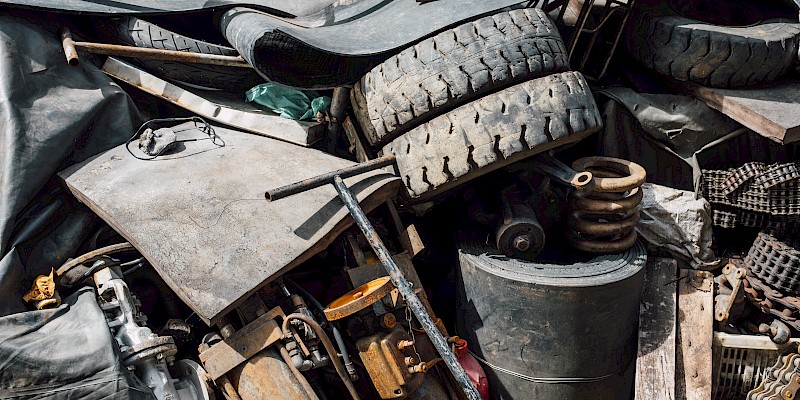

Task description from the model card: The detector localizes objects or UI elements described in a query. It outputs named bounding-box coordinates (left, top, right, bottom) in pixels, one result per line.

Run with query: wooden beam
left=686, top=81, right=800, bottom=145
left=676, top=269, right=714, bottom=400
left=635, top=258, right=678, bottom=400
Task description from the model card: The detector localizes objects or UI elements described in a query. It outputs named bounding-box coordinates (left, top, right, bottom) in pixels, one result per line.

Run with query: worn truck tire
left=97, top=17, right=263, bottom=90
left=384, top=71, right=602, bottom=200
left=353, top=8, right=570, bottom=147
left=625, top=0, right=800, bottom=87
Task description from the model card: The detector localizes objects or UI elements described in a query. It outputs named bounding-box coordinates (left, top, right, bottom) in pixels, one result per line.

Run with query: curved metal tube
left=282, top=313, right=361, bottom=400
left=56, top=242, right=135, bottom=277
left=568, top=188, right=643, bottom=213
left=279, top=344, right=321, bottom=400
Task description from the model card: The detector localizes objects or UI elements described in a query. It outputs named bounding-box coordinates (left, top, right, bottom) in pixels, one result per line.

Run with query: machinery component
left=746, top=231, right=800, bottom=294
left=356, top=328, right=427, bottom=399
left=456, top=238, right=646, bottom=399
left=747, top=352, right=800, bottom=400
left=715, top=262, right=749, bottom=326
left=324, top=277, right=395, bottom=321
left=495, top=185, right=545, bottom=261
left=228, top=347, right=314, bottom=400
left=93, top=263, right=211, bottom=400
left=530, top=153, right=594, bottom=191
left=281, top=284, right=331, bottom=371
left=702, top=162, right=800, bottom=221
left=265, top=163, right=483, bottom=400
left=744, top=274, right=800, bottom=333
left=566, top=156, right=646, bottom=254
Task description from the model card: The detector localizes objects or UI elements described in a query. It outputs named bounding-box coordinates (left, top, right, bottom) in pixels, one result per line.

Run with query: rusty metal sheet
left=59, top=123, right=399, bottom=324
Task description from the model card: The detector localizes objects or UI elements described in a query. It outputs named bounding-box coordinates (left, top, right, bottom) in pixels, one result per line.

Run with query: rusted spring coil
left=566, top=157, right=646, bottom=254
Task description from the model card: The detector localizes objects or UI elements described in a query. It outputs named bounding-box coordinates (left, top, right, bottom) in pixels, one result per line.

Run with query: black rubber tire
left=625, top=0, right=800, bottom=88
left=352, top=8, right=570, bottom=147
left=97, top=17, right=264, bottom=90
left=384, top=71, right=602, bottom=200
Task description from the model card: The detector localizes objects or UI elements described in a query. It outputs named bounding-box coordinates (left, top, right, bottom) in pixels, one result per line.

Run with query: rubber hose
left=279, top=344, right=321, bottom=400
left=284, top=278, right=356, bottom=379
left=283, top=314, right=361, bottom=400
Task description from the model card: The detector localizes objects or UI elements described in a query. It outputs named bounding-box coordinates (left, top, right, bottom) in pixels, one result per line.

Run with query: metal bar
left=264, top=154, right=396, bottom=201
left=60, top=29, right=79, bottom=66
left=60, top=27, right=251, bottom=68
left=332, top=175, right=482, bottom=400
left=326, top=86, right=350, bottom=153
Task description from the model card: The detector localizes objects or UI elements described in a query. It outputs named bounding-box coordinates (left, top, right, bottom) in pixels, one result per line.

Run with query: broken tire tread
left=385, top=71, right=602, bottom=198
left=354, top=8, right=569, bottom=146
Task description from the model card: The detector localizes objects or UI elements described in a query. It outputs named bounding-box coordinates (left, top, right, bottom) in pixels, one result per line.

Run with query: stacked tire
left=351, top=8, right=603, bottom=200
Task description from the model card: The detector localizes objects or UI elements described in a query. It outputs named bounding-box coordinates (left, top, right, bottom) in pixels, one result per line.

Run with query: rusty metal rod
left=60, top=28, right=251, bottom=68
left=332, top=175, right=482, bottom=400
left=264, top=154, right=396, bottom=201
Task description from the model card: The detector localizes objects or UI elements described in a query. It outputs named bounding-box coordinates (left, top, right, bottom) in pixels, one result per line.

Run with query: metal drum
left=456, top=240, right=647, bottom=399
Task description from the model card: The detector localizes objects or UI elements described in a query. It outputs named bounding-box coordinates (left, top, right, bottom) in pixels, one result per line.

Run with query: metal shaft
left=265, top=155, right=396, bottom=201
left=333, top=175, right=482, bottom=400
left=61, top=28, right=251, bottom=68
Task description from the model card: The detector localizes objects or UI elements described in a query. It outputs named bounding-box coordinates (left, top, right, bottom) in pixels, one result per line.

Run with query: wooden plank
left=676, top=269, right=714, bottom=400
left=59, top=123, right=399, bottom=324
left=686, top=80, right=800, bottom=144
left=635, top=257, right=677, bottom=400
left=103, top=58, right=325, bottom=147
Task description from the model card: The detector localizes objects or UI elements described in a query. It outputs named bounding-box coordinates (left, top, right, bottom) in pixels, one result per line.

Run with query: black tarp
left=0, top=14, right=151, bottom=398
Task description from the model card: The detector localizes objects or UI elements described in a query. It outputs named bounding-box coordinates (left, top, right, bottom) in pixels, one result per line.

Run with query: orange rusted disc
left=323, top=276, right=394, bottom=321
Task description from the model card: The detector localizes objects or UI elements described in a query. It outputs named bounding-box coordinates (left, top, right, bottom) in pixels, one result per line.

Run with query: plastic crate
left=713, top=332, right=800, bottom=400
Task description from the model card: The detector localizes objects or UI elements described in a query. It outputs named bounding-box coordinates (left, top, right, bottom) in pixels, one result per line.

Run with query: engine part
left=746, top=231, right=800, bottom=295
left=324, top=276, right=395, bottom=321
left=356, top=328, right=427, bottom=399
left=566, top=157, right=646, bottom=254
left=228, top=347, right=314, bottom=400
left=715, top=262, right=748, bottom=326
left=456, top=238, right=647, bottom=399
left=747, top=352, right=800, bottom=400
left=93, top=263, right=211, bottom=400
left=496, top=185, right=545, bottom=261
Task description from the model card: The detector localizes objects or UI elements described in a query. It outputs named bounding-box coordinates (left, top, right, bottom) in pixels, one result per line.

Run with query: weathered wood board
left=676, top=269, right=714, bottom=400
left=687, top=80, right=800, bottom=145
left=103, top=58, right=325, bottom=147
left=635, top=258, right=677, bottom=400
left=59, top=123, right=400, bottom=324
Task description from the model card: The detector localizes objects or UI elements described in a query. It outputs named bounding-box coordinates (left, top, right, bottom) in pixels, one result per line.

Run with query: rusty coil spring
left=566, top=157, right=646, bottom=254
left=747, top=353, right=800, bottom=400
left=746, top=231, right=800, bottom=295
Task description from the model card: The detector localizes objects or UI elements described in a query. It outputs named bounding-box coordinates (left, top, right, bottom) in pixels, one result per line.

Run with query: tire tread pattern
left=354, top=8, right=569, bottom=146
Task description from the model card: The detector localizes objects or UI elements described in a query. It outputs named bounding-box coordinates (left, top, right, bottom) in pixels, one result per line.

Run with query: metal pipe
left=333, top=175, right=482, bottom=400
left=284, top=278, right=358, bottom=381
left=279, top=344, right=321, bottom=400
left=56, top=242, right=135, bottom=277
left=282, top=313, right=360, bottom=400
left=264, top=155, right=396, bottom=202
left=60, top=29, right=79, bottom=66
left=326, top=87, right=350, bottom=153
left=59, top=28, right=251, bottom=68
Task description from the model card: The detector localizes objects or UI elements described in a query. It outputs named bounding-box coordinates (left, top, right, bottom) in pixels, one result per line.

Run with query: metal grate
left=713, top=333, right=799, bottom=400
left=529, top=0, right=636, bottom=80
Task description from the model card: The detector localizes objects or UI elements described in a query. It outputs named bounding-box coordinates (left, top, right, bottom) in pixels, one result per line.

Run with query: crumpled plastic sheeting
left=0, top=288, right=154, bottom=399
left=246, top=83, right=331, bottom=121
left=596, top=87, right=794, bottom=192
left=0, top=14, right=149, bottom=398
left=637, top=183, right=720, bottom=269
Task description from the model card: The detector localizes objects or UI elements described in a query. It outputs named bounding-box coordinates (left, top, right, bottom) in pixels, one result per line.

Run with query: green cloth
left=246, top=83, right=331, bottom=121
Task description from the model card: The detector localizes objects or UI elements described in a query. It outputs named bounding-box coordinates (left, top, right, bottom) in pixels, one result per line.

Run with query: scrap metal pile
left=0, top=1, right=799, bottom=400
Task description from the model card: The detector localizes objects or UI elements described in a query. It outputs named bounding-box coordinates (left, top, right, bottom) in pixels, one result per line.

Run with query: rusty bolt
left=380, top=313, right=396, bottom=329
left=408, top=364, right=427, bottom=374
left=397, top=340, right=415, bottom=350
left=785, top=389, right=793, bottom=399
left=404, top=356, right=417, bottom=366
left=513, top=235, right=531, bottom=252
